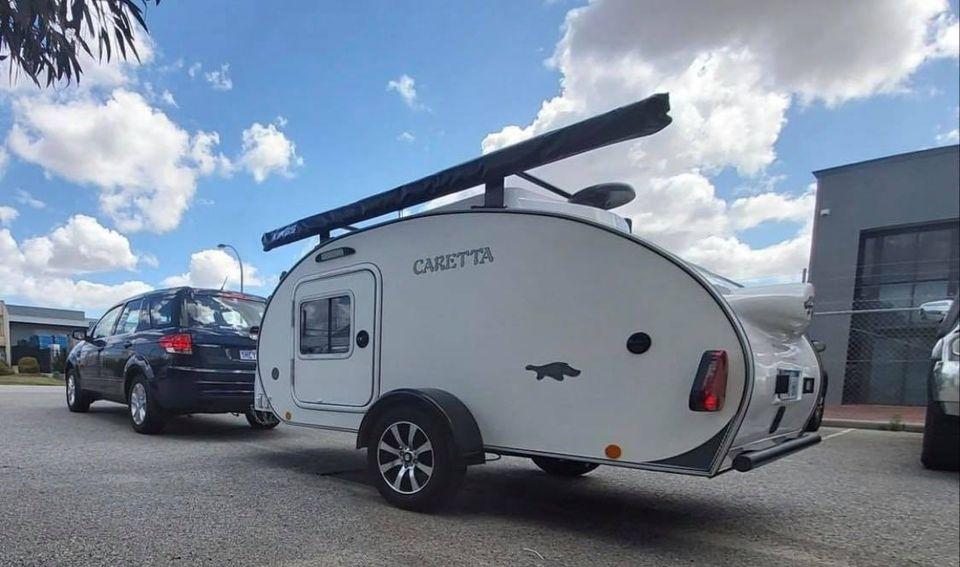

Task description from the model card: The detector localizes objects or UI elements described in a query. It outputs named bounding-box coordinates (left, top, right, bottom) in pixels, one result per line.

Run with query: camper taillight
left=689, top=350, right=728, bottom=412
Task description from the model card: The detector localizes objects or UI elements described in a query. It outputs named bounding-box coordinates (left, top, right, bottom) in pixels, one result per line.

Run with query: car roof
left=106, top=287, right=267, bottom=312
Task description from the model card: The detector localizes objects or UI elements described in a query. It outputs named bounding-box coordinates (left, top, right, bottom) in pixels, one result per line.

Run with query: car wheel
left=65, top=369, right=91, bottom=413
left=531, top=456, right=600, bottom=477
left=128, top=376, right=165, bottom=435
left=805, top=387, right=826, bottom=432
left=367, top=407, right=465, bottom=512
left=245, top=408, right=280, bottom=430
left=921, top=398, right=959, bottom=471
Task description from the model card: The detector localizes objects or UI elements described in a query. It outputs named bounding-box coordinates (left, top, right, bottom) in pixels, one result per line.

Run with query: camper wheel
left=531, top=456, right=599, bottom=477
left=367, top=406, right=465, bottom=511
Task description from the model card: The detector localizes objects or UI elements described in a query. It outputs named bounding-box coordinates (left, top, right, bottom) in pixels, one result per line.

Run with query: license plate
left=239, top=349, right=257, bottom=361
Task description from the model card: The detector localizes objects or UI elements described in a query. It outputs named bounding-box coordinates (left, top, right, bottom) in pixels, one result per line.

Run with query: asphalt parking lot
left=1, top=386, right=957, bottom=566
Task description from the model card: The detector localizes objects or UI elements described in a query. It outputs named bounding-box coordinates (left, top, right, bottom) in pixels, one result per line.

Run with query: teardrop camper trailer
left=255, top=93, right=823, bottom=511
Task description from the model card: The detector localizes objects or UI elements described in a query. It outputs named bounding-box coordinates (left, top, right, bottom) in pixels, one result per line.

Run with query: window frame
left=296, top=290, right=355, bottom=360
left=147, top=294, right=180, bottom=330
left=91, top=305, right=124, bottom=340
left=114, top=299, right=144, bottom=336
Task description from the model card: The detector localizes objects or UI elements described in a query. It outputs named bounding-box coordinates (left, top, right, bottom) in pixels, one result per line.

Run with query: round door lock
left=627, top=332, right=651, bottom=354
left=271, top=367, right=280, bottom=380
left=356, top=330, right=370, bottom=348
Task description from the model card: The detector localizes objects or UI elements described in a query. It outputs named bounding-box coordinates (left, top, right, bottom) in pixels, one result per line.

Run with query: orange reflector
left=605, top=444, right=622, bottom=459
left=284, top=411, right=292, bottom=421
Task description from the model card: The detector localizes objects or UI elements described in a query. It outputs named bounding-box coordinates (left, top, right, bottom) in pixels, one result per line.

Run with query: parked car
left=65, top=287, right=279, bottom=434
left=919, top=299, right=959, bottom=471
left=254, top=94, right=823, bottom=511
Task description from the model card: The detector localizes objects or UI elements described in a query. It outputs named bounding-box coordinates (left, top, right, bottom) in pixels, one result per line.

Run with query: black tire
left=921, top=398, right=959, bottom=471
left=367, top=406, right=465, bottom=512
left=127, top=375, right=165, bottom=434
left=65, top=368, right=91, bottom=413
left=531, top=456, right=600, bottom=477
left=245, top=408, right=280, bottom=430
left=805, top=373, right=827, bottom=432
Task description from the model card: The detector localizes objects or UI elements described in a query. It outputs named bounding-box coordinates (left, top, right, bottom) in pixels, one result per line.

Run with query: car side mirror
left=919, top=299, right=953, bottom=322
left=248, top=325, right=260, bottom=336
left=71, top=329, right=87, bottom=341
left=811, top=339, right=826, bottom=353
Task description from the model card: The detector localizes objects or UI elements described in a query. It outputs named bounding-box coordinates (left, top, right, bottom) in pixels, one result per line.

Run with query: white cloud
left=139, top=253, right=160, bottom=269
left=397, top=131, right=416, bottom=143
left=204, top=63, right=234, bottom=91
left=481, top=0, right=958, bottom=281
left=161, top=89, right=178, bottom=108
left=0, top=147, right=8, bottom=178
left=15, top=189, right=46, bottom=209
left=387, top=74, right=422, bottom=109
left=190, top=131, right=233, bottom=176
left=7, top=89, right=227, bottom=233
left=728, top=187, right=816, bottom=231
left=188, top=62, right=202, bottom=78
left=936, top=128, right=959, bottom=144
left=237, top=122, right=303, bottom=182
left=0, top=206, right=18, bottom=226
left=20, top=214, right=139, bottom=274
left=0, top=219, right=152, bottom=311
left=161, top=248, right=263, bottom=290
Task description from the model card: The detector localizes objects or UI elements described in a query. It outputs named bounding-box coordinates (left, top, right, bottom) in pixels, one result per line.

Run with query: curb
left=823, top=418, right=924, bottom=433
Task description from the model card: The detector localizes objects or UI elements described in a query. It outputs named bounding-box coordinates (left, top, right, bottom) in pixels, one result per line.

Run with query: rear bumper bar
left=733, top=434, right=821, bottom=472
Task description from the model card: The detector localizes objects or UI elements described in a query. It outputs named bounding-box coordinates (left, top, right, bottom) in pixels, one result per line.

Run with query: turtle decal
left=525, top=362, right=581, bottom=382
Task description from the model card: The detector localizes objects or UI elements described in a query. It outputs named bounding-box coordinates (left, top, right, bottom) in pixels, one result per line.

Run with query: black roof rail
left=261, top=93, right=671, bottom=251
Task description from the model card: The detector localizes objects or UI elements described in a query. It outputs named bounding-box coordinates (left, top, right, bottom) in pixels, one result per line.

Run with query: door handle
left=356, top=330, right=369, bottom=348
left=123, top=341, right=133, bottom=349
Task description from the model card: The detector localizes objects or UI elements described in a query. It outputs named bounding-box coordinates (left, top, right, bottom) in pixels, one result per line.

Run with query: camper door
left=293, top=269, right=376, bottom=407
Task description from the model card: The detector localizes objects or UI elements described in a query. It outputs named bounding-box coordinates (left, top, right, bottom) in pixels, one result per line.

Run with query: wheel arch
left=357, top=388, right=485, bottom=465
left=123, top=357, right=154, bottom=397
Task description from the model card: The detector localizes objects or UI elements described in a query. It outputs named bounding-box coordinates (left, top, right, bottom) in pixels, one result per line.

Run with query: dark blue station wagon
left=65, top=287, right=279, bottom=433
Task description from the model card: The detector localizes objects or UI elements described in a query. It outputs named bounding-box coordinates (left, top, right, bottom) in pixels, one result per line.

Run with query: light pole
left=217, top=243, right=243, bottom=294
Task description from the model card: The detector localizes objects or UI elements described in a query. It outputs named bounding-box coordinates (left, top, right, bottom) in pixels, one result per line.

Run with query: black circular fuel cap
left=627, top=332, right=651, bottom=354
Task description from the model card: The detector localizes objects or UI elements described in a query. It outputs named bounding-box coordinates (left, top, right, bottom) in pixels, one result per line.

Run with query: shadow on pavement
left=55, top=402, right=282, bottom=441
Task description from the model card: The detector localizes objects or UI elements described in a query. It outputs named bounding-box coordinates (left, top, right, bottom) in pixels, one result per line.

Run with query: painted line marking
left=822, top=428, right=855, bottom=441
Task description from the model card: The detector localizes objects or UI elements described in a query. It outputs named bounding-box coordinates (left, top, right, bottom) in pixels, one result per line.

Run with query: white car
left=920, top=299, right=959, bottom=471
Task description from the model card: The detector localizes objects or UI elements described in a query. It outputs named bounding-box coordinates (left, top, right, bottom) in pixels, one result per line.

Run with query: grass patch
left=0, top=374, right=64, bottom=386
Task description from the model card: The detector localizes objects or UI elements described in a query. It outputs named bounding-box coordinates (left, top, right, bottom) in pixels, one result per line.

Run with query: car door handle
left=123, top=341, right=133, bottom=349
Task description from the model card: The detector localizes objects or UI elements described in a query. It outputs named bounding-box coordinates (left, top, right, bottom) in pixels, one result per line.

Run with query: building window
left=300, top=296, right=352, bottom=355
left=843, top=220, right=960, bottom=405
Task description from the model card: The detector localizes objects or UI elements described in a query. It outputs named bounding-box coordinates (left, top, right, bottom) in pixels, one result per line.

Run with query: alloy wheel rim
left=130, top=383, right=147, bottom=425
left=377, top=421, right=434, bottom=495
left=66, top=375, right=76, bottom=405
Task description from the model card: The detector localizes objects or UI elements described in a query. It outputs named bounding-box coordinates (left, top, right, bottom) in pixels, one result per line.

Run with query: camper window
left=300, top=296, right=352, bottom=355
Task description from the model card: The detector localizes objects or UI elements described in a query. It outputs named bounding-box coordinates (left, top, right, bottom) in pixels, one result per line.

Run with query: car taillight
left=689, top=350, right=728, bottom=412
left=159, top=333, right=192, bottom=354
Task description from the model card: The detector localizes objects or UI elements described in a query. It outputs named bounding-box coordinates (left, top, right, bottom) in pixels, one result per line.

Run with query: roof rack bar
left=262, top=93, right=670, bottom=251
left=482, top=177, right=505, bottom=209
left=515, top=171, right=572, bottom=199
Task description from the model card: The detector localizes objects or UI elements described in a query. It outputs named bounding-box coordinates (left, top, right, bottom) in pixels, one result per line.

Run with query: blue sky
left=1, top=0, right=958, bottom=314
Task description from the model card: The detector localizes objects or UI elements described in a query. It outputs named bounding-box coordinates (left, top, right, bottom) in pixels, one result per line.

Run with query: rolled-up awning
left=262, top=92, right=671, bottom=251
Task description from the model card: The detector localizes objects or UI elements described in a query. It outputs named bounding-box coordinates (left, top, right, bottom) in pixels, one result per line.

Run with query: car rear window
left=186, top=293, right=265, bottom=331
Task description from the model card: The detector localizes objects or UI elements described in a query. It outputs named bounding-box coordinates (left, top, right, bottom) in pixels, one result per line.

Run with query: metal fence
left=814, top=306, right=940, bottom=406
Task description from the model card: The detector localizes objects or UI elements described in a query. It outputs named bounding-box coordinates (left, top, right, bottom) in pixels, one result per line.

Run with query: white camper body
left=255, top=94, right=823, bottom=510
